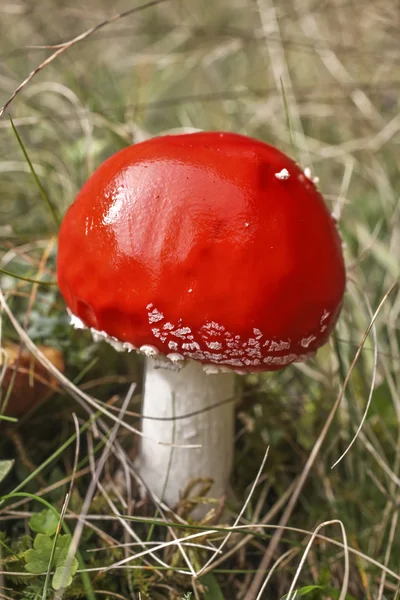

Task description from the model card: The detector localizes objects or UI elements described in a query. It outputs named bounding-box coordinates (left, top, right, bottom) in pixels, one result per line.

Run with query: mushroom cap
left=57, top=132, right=346, bottom=372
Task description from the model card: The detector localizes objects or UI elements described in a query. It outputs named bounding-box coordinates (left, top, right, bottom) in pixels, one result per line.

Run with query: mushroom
left=57, top=131, right=346, bottom=510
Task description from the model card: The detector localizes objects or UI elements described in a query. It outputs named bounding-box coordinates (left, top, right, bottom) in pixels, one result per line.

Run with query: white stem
left=137, top=359, right=236, bottom=512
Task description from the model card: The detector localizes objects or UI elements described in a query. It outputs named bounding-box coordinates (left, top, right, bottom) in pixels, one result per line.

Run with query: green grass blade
left=0, top=267, right=57, bottom=286
left=0, top=415, right=18, bottom=423
left=9, top=115, right=61, bottom=227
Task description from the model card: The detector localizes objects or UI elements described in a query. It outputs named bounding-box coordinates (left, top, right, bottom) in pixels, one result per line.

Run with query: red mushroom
left=57, top=132, right=345, bottom=509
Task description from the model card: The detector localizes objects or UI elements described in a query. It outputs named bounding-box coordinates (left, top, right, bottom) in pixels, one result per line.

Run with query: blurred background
left=0, top=1, right=400, bottom=599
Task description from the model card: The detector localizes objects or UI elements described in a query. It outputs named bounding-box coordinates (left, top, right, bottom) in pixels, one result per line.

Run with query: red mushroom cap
left=57, top=132, right=346, bottom=372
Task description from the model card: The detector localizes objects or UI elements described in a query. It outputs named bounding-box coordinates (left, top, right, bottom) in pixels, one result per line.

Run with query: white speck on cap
left=68, top=310, right=86, bottom=330
left=139, top=345, right=159, bottom=357
left=182, top=342, right=200, bottom=351
left=89, top=326, right=136, bottom=352
left=148, top=307, right=164, bottom=323
left=172, top=327, right=192, bottom=339
left=263, top=354, right=297, bottom=365
left=167, top=352, right=185, bottom=363
left=246, top=347, right=261, bottom=358
left=275, top=168, right=290, bottom=181
left=304, top=167, right=319, bottom=184
left=108, top=338, right=136, bottom=352
left=202, top=321, right=225, bottom=333
left=320, top=310, right=330, bottom=324
left=207, top=341, right=223, bottom=350
left=301, top=335, right=316, bottom=348
left=269, top=340, right=291, bottom=352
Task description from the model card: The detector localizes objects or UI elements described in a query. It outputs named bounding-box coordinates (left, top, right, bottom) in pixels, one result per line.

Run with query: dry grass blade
left=70, top=522, right=400, bottom=584
left=281, top=520, right=349, bottom=600
left=52, top=385, right=134, bottom=599
left=197, top=446, right=269, bottom=576
left=330, top=280, right=379, bottom=468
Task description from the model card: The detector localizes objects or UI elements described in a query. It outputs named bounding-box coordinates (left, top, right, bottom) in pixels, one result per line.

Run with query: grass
left=0, top=0, right=400, bottom=598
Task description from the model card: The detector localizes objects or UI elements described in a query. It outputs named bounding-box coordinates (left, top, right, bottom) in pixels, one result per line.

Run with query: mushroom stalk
left=137, top=359, right=236, bottom=509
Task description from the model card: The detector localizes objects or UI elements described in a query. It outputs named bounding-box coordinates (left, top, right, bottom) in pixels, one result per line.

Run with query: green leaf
left=322, top=586, right=358, bottom=600
left=29, top=509, right=59, bottom=536
left=0, top=460, right=14, bottom=483
left=280, top=585, right=323, bottom=599
left=280, top=586, right=357, bottom=600
left=199, top=573, right=224, bottom=600
left=24, top=533, right=78, bottom=590
left=52, top=534, right=79, bottom=590
left=25, top=534, right=53, bottom=574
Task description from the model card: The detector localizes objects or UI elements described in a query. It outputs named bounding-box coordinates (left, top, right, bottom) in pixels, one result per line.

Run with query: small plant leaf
left=0, top=460, right=14, bottom=483
left=280, top=585, right=323, bottom=599
left=24, top=533, right=78, bottom=590
left=199, top=573, right=224, bottom=600
left=24, top=534, right=53, bottom=574
left=322, top=586, right=358, bottom=600
left=280, top=585, right=357, bottom=600
left=52, top=534, right=79, bottom=590
left=29, top=509, right=59, bottom=536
